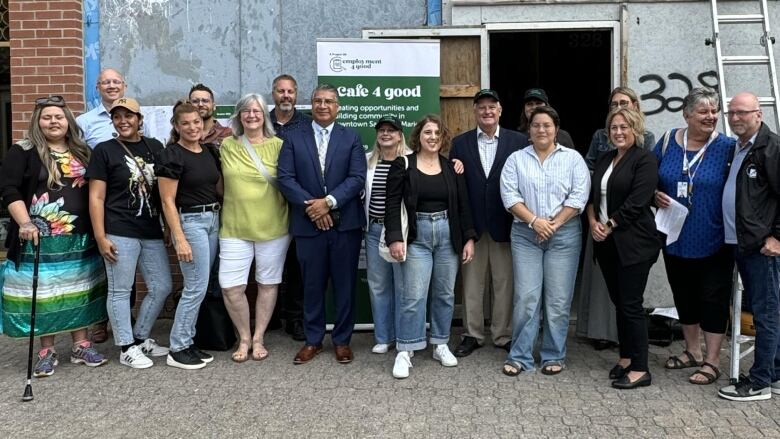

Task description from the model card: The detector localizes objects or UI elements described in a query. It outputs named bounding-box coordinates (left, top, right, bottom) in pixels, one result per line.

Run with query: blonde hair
left=367, top=130, right=411, bottom=169
left=26, top=103, right=90, bottom=190
left=606, top=108, right=646, bottom=148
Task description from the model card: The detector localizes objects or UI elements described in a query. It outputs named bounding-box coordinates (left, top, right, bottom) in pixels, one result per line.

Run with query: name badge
left=677, top=181, right=688, bottom=198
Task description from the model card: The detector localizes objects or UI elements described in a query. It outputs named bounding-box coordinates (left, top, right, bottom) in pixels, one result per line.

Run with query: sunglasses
left=35, top=95, right=66, bottom=107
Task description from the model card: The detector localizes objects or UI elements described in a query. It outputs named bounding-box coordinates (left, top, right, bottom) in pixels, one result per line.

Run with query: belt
left=179, top=203, right=221, bottom=214
left=369, top=217, right=384, bottom=224
left=416, top=210, right=448, bottom=221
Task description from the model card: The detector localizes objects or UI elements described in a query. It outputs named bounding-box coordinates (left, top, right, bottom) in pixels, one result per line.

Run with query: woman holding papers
left=587, top=107, right=660, bottom=389
left=653, top=87, right=735, bottom=385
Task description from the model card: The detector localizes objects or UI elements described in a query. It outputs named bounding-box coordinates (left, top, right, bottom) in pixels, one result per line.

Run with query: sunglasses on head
left=35, top=95, right=66, bottom=107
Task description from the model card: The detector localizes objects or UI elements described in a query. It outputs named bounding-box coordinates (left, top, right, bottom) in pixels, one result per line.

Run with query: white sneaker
left=393, top=351, right=412, bottom=379
left=138, top=338, right=169, bottom=357
left=119, top=345, right=153, bottom=369
left=433, top=344, right=458, bottom=367
left=771, top=380, right=780, bottom=395
left=372, top=343, right=392, bottom=354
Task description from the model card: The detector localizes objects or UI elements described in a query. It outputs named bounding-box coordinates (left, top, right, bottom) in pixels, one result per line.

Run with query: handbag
left=378, top=155, right=409, bottom=263
left=193, top=294, right=237, bottom=351
left=241, top=135, right=278, bottom=189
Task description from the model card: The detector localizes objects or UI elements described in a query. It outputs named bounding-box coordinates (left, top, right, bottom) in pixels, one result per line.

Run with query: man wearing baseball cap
left=451, top=89, right=529, bottom=357
left=518, top=88, right=575, bottom=149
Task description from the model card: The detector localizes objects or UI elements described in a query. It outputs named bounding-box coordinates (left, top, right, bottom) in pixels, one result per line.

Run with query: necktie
left=318, top=128, right=328, bottom=175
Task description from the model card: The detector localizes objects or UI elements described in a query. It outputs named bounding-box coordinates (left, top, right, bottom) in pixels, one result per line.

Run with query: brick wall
left=9, top=0, right=84, bottom=143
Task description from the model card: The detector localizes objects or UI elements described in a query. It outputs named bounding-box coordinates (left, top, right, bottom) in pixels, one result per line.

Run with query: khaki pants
left=460, top=233, right=513, bottom=345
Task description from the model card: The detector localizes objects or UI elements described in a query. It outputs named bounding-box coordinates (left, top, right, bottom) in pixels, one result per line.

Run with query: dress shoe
left=453, top=336, right=482, bottom=358
left=293, top=345, right=322, bottom=365
left=612, top=372, right=652, bottom=389
left=609, top=364, right=629, bottom=380
left=285, top=319, right=306, bottom=341
left=334, top=345, right=353, bottom=364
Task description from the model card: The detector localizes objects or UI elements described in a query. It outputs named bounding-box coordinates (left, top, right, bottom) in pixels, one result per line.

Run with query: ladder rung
left=717, top=14, right=764, bottom=24
left=725, top=96, right=776, bottom=105
left=723, top=55, right=770, bottom=65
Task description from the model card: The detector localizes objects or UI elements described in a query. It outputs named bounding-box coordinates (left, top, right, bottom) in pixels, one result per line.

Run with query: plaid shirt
left=477, top=126, right=500, bottom=176
left=201, top=120, right=233, bottom=149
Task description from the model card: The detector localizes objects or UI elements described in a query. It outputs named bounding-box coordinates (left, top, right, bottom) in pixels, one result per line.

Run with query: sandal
left=502, top=363, right=522, bottom=377
left=252, top=340, right=268, bottom=361
left=541, top=362, right=565, bottom=376
left=664, top=350, right=701, bottom=369
left=231, top=341, right=250, bottom=363
left=689, top=361, right=721, bottom=385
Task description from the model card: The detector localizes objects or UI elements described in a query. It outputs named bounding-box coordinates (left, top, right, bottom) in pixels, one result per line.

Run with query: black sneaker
left=167, top=348, right=206, bottom=370
left=718, top=374, right=771, bottom=402
left=188, top=345, right=214, bottom=363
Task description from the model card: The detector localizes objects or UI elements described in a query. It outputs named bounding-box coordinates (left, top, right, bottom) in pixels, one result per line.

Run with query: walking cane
left=22, top=241, right=41, bottom=402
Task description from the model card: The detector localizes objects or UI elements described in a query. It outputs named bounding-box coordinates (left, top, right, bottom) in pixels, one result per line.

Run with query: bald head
left=97, top=68, right=127, bottom=107
left=728, top=92, right=762, bottom=143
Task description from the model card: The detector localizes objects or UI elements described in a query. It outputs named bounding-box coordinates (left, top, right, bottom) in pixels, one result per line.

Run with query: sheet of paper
left=655, top=197, right=689, bottom=246
left=650, top=306, right=679, bottom=320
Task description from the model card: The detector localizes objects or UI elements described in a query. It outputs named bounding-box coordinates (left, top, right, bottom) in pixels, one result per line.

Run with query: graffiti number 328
left=639, top=71, right=719, bottom=116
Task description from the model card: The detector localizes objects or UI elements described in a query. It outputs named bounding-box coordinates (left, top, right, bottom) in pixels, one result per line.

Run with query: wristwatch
left=325, top=197, right=335, bottom=209
left=606, top=219, right=616, bottom=229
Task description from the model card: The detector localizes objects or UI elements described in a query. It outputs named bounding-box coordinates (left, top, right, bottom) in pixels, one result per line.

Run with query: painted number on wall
left=639, top=71, right=719, bottom=115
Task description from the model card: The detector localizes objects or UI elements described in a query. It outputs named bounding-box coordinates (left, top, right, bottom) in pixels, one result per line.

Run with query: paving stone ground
left=0, top=321, right=777, bottom=438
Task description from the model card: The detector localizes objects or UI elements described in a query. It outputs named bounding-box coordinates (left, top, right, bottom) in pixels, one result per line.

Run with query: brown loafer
left=293, top=345, right=323, bottom=365
left=334, top=345, right=353, bottom=364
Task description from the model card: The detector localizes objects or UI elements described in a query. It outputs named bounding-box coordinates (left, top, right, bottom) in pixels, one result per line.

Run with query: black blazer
left=589, top=145, right=661, bottom=266
left=1, top=143, right=44, bottom=267
left=450, top=127, right=528, bottom=242
left=384, top=153, right=477, bottom=254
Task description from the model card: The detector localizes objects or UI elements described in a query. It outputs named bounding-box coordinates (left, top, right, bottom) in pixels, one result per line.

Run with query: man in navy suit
left=277, top=84, right=367, bottom=365
left=450, top=89, right=529, bottom=357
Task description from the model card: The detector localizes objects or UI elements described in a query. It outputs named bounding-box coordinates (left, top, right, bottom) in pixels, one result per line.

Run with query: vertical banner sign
left=317, top=39, right=440, bottom=151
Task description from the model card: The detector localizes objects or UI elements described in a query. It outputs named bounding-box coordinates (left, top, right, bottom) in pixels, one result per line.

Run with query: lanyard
left=681, top=129, right=717, bottom=182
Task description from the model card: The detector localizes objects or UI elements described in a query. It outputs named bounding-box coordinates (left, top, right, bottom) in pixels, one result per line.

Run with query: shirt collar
left=477, top=125, right=500, bottom=139
left=312, top=120, right=335, bottom=134
left=97, top=102, right=110, bottom=116
left=738, top=131, right=759, bottom=150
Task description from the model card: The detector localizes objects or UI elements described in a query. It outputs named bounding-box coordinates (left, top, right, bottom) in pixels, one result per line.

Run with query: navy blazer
left=450, top=127, right=529, bottom=242
left=277, top=122, right=367, bottom=237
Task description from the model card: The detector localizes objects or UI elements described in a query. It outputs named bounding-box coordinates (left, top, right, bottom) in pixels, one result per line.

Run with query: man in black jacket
left=719, top=92, right=780, bottom=402
left=450, top=89, right=529, bottom=356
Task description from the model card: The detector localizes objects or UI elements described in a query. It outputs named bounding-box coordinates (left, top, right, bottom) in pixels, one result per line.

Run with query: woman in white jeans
left=219, top=94, right=290, bottom=363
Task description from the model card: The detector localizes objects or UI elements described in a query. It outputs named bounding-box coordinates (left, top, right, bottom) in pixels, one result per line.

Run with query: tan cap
left=110, top=97, right=141, bottom=114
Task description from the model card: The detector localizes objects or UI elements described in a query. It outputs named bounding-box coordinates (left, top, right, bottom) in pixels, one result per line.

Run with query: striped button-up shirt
left=477, top=126, right=499, bottom=176
left=500, top=144, right=590, bottom=222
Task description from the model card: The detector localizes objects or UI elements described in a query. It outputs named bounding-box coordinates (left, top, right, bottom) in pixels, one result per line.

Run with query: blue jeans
left=736, top=248, right=780, bottom=389
left=105, top=234, right=172, bottom=346
left=397, top=211, right=459, bottom=352
left=170, top=212, right=219, bottom=352
left=507, top=220, right=582, bottom=370
left=365, top=221, right=402, bottom=345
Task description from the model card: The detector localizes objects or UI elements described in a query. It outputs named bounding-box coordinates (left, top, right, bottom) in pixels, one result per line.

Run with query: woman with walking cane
left=0, top=95, right=109, bottom=378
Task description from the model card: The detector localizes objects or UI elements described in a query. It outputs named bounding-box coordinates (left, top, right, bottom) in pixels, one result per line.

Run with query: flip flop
left=502, top=362, right=522, bottom=377
left=252, top=341, right=268, bottom=361
left=231, top=341, right=250, bottom=363
left=689, top=361, right=721, bottom=385
left=664, top=350, right=701, bottom=369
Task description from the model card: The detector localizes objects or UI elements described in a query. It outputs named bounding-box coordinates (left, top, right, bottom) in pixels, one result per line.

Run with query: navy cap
left=374, top=115, right=402, bottom=131
left=524, top=88, right=549, bottom=104
left=473, top=89, right=500, bottom=103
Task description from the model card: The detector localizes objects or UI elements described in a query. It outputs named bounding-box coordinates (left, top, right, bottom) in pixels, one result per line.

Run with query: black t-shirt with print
left=156, top=143, right=221, bottom=208
left=85, top=137, right=164, bottom=239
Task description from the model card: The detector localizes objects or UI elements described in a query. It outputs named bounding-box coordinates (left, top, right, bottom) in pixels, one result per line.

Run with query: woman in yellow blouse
left=219, top=93, right=290, bottom=362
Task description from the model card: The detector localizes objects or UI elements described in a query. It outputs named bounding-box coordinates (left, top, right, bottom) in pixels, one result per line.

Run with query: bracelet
left=528, top=216, right=538, bottom=229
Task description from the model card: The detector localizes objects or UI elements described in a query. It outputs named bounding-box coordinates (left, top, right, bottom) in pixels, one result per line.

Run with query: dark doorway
left=490, top=30, right=612, bottom=155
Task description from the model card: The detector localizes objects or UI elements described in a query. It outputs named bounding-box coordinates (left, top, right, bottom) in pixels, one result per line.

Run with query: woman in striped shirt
left=364, top=115, right=411, bottom=354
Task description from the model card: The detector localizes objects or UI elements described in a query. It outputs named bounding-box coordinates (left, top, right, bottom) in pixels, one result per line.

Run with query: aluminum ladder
left=728, top=269, right=755, bottom=383
left=705, top=0, right=780, bottom=136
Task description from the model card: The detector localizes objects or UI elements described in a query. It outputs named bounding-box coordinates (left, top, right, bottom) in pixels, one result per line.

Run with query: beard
left=277, top=102, right=294, bottom=112
left=199, top=109, right=213, bottom=120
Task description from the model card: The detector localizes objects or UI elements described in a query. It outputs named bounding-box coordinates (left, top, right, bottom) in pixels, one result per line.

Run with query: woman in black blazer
left=586, top=108, right=661, bottom=390
left=384, top=114, right=477, bottom=379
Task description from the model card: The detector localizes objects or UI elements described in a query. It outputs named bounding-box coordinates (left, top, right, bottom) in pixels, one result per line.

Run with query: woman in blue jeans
left=158, top=102, right=222, bottom=369
left=500, top=106, right=590, bottom=376
left=87, top=97, right=172, bottom=369
left=385, top=114, right=476, bottom=379
left=364, top=115, right=411, bottom=354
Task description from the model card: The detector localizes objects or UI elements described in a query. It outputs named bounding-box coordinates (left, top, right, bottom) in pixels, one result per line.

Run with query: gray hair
left=311, top=83, right=340, bottom=103
left=230, top=93, right=276, bottom=138
left=683, top=87, right=720, bottom=117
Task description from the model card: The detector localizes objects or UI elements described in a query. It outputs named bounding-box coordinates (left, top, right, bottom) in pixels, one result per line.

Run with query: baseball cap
left=473, top=89, right=500, bottom=103
left=523, top=88, right=549, bottom=104
left=374, top=115, right=402, bottom=131
left=109, top=97, right=141, bottom=114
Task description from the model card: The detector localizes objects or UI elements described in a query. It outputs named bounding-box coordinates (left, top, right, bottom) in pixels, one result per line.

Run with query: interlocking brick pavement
left=0, top=321, right=778, bottom=438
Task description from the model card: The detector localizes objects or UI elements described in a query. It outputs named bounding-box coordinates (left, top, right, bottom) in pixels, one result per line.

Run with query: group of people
left=1, top=68, right=779, bottom=403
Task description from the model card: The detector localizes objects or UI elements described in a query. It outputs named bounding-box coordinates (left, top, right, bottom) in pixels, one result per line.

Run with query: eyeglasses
left=240, top=109, right=263, bottom=115
left=609, top=100, right=632, bottom=109
left=35, top=95, right=66, bottom=107
left=725, top=109, right=760, bottom=118
left=530, top=123, right=555, bottom=130
left=190, top=98, right=212, bottom=105
left=98, top=79, right=125, bottom=86
left=312, top=98, right=338, bottom=106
